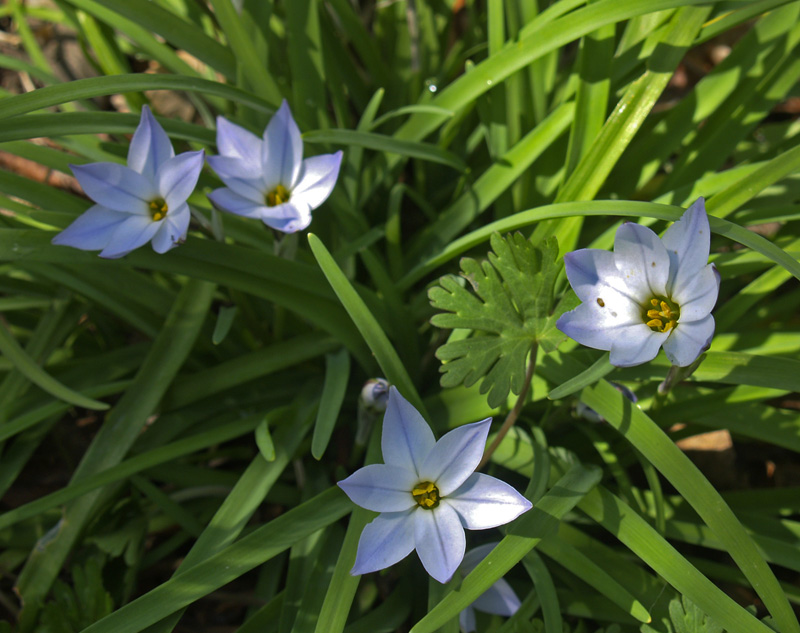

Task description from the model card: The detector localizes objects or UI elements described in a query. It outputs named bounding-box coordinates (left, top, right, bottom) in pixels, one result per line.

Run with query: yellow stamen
left=642, top=296, right=680, bottom=333
left=148, top=197, right=168, bottom=221
left=412, top=481, right=440, bottom=509
left=265, top=184, right=291, bottom=207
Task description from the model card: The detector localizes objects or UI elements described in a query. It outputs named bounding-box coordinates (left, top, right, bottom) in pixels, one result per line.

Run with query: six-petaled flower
left=207, top=100, right=343, bottom=234
left=52, top=106, right=204, bottom=259
left=338, top=387, right=532, bottom=584
left=557, top=198, right=720, bottom=367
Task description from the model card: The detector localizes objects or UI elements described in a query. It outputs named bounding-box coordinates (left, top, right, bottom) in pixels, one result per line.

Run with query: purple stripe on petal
left=351, top=510, right=416, bottom=576
left=216, top=116, right=262, bottom=165
left=609, top=326, right=667, bottom=367
left=158, top=150, right=204, bottom=209
left=662, top=198, right=711, bottom=297
left=71, top=163, right=155, bottom=214
left=51, top=205, right=128, bottom=252
left=292, top=151, right=343, bottom=209
left=338, top=464, right=418, bottom=512
left=262, top=100, right=303, bottom=189
left=446, top=473, right=531, bottom=529
left=208, top=188, right=267, bottom=219
left=128, top=106, right=175, bottom=180
left=662, top=314, right=715, bottom=367
left=671, top=263, right=719, bottom=322
left=414, top=502, right=465, bottom=584
left=381, top=387, right=435, bottom=477
left=99, top=214, right=159, bottom=259
left=419, top=419, right=491, bottom=496
left=614, top=222, right=669, bottom=298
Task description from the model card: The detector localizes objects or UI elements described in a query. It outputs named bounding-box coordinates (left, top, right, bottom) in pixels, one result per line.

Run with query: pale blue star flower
left=557, top=198, right=720, bottom=367
left=206, top=100, right=342, bottom=234
left=52, top=106, right=204, bottom=259
left=338, top=387, right=532, bottom=584
left=458, top=543, right=522, bottom=633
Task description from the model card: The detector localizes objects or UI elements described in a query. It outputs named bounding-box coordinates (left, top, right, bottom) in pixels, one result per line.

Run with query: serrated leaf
left=669, top=596, right=723, bottom=633
left=429, top=233, right=560, bottom=408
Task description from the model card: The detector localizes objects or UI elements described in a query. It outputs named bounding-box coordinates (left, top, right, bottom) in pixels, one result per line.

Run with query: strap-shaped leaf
left=429, top=233, right=563, bottom=408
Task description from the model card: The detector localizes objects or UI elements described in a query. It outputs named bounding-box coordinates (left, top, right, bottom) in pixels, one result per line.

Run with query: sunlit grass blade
left=308, top=233, right=423, bottom=414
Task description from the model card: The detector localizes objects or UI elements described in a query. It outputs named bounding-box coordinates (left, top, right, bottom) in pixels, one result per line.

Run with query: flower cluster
left=557, top=199, right=719, bottom=367
left=338, top=387, right=531, bottom=584
left=53, top=101, right=341, bottom=258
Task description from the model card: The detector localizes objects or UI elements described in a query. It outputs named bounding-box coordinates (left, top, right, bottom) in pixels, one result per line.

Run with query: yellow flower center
left=148, top=197, right=168, bottom=221
left=412, top=481, right=440, bottom=510
left=265, top=184, right=291, bottom=207
left=643, top=297, right=680, bottom=333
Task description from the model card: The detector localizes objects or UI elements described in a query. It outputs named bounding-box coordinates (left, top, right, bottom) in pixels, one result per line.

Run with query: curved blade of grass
left=308, top=233, right=423, bottom=415
left=0, top=112, right=215, bottom=144
left=572, top=377, right=799, bottom=633
left=547, top=352, right=612, bottom=400
left=312, top=348, right=350, bottom=460
left=578, top=486, right=775, bottom=633
left=523, top=551, right=562, bottom=633
left=81, top=487, right=351, bottom=633
left=0, top=319, right=109, bottom=410
left=538, top=537, right=651, bottom=623
left=707, top=142, right=800, bottom=219
left=410, top=463, right=602, bottom=633
left=15, top=279, right=216, bottom=604
left=400, top=201, right=800, bottom=287
left=207, top=0, right=282, bottom=103
left=75, top=0, right=236, bottom=78
left=0, top=74, right=273, bottom=119
left=407, top=102, right=574, bottom=265
left=304, top=129, right=465, bottom=171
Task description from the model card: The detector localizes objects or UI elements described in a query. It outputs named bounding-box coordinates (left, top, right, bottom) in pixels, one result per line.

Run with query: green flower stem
left=479, top=343, right=538, bottom=470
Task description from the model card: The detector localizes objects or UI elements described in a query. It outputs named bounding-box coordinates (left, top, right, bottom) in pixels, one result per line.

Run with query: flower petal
left=662, top=198, right=711, bottom=297
left=663, top=314, right=715, bottom=367
left=564, top=248, right=639, bottom=305
left=259, top=200, right=313, bottom=234
left=414, top=502, right=465, bottom=583
left=445, top=473, right=531, bottom=529
left=557, top=301, right=642, bottom=351
left=216, top=116, right=262, bottom=166
left=292, top=152, right=343, bottom=209
left=208, top=188, right=265, bottom=218
left=609, top=326, right=668, bottom=367
left=158, top=150, right=204, bottom=208
left=127, top=106, right=175, bottom=180
left=613, top=222, right=669, bottom=298
left=70, top=163, right=155, bottom=214
left=472, top=578, right=521, bottom=616
left=351, top=509, right=416, bottom=576
left=150, top=203, right=190, bottom=254
left=459, top=607, right=477, bottom=633
left=262, top=100, right=303, bottom=188
left=51, top=205, right=129, bottom=252
left=338, top=464, right=417, bottom=512
left=381, top=387, right=435, bottom=477
left=672, top=263, right=719, bottom=322
left=206, top=155, right=265, bottom=197
left=99, top=214, right=159, bottom=259
left=418, top=419, right=491, bottom=496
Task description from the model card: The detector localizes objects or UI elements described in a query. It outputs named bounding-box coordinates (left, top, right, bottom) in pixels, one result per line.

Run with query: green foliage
left=429, top=233, right=565, bottom=408
left=642, top=596, right=723, bottom=633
